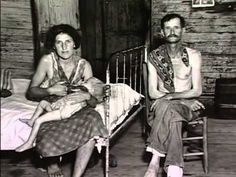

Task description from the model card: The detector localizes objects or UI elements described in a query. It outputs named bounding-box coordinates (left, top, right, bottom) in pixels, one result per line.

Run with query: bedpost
left=105, top=65, right=111, bottom=177
left=106, top=64, right=110, bottom=84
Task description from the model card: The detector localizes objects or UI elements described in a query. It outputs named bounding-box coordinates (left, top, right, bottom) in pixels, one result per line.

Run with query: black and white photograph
left=1, top=0, right=236, bottom=177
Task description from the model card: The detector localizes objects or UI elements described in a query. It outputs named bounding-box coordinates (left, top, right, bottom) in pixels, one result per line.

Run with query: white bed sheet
left=1, top=80, right=143, bottom=150
left=1, top=94, right=37, bottom=150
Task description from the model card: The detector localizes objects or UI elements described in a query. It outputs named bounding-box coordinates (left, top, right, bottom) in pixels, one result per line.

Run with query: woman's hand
left=181, top=99, right=205, bottom=111
left=47, top=82, right=67, bottom=96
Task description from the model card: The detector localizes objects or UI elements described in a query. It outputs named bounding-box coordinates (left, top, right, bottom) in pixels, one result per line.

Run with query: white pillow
left=12, top=79, right=31, bottom=94
left=95, top=83, right=144, bottom=130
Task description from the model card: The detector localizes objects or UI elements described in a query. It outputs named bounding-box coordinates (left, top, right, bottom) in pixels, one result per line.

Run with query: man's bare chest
left=171, top=58, right=191, bottom=80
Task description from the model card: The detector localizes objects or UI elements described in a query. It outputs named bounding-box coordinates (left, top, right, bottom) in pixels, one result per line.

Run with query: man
left=144, top=14, right=205, bottom=177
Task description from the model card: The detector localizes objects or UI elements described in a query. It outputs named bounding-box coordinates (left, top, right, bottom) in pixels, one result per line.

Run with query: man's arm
left=147, top=60, right=167, bottom=99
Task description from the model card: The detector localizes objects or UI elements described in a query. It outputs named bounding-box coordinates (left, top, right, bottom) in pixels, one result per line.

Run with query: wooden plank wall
left=34, top=0, right=81, bottom=60
left=2, top=0, right=235, bottom=96
left=151, top=0, right=236, bottom=97
left=1, top=0, right=34, bottom=79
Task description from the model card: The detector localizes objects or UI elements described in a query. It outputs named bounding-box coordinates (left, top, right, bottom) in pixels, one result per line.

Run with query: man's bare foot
left=15, top=142, right=34, bottom=152
left=167, top=165, right=183, bottom=177
left=47, top=163, right=64, bottom=177
left=19, top=118, right=33, bottom=127
left=144, top=164, right=159, bottom=177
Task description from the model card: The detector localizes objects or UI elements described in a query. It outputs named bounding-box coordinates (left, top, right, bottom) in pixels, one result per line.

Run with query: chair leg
left=142, top=103, right=150, bottom=139
left=203, top=116, right=208, bottom=174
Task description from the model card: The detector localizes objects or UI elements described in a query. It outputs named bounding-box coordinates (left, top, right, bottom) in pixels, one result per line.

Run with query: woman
left=26, top=24, right=108, bottom=177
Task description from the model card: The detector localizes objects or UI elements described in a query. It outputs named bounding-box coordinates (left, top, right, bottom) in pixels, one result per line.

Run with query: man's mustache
left=167, top=34, right=179, bottom=38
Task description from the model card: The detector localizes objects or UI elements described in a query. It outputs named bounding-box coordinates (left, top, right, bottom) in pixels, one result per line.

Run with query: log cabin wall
left=34, top=0, right=81, bottom=61
left=1, top=0, right=81, bottom=79
left=1, top=0, right=34, bottom=79
left=2, top=0, right=234, bottom=101
left=151, top=0, right=236, bottom=103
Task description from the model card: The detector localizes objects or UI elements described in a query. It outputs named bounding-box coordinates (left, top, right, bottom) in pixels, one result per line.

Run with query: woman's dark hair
left=161, top=13, right=185, bottom=29
left=44, top=24, right=81, bottom=50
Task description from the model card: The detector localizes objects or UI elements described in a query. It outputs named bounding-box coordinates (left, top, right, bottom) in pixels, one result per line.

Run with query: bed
left=1, top=45, right=147, bottom=177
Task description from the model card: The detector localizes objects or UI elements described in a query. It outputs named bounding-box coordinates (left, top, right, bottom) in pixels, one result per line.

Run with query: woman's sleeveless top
left=40, top=52, right=87, bottom=88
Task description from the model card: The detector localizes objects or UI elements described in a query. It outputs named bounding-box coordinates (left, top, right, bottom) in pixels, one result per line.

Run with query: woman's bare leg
left=144, top=154, right=161, bottom=177
left=16, top=110, right=61, bottom=152
left=72, top=139, right=95, bottom=177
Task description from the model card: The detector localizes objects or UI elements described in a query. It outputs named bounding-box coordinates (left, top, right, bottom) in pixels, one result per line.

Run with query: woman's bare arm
left=82, top=60, right=93, bottom=81
left=27, top=55, right=67, bottom=100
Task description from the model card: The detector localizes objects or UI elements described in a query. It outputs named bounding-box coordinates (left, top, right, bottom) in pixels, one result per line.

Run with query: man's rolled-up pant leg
left=165, top=121, right=184, bottom=168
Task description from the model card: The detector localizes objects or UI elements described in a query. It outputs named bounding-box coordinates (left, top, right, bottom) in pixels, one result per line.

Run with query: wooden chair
left=142, top=62, right=208, bottom=174
left=183, top=115, right=208, bottom=174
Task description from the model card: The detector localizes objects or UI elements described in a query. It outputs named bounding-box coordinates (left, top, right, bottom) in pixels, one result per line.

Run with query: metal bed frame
left=103, top=45, right=147, bottom=177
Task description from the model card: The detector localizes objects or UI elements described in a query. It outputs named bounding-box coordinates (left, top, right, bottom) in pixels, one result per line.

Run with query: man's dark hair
left=44, top=24, right=81, bottom=50
left=161, top=13, right=185, bottom=29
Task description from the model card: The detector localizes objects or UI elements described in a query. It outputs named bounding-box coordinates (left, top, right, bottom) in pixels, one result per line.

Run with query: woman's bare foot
left=19, top=118, right=34, bottom=127
left=144, top=164, right=159, bottom=177
left=47, top=163, right=64, bottom=177
left=15, top=142, right=34, bottom=152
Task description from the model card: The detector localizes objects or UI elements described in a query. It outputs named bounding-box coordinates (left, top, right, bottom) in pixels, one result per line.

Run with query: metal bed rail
left=104, top=45, right=147, bottom=177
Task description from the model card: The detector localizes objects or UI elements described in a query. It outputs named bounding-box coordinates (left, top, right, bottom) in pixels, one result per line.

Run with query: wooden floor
left=1, top=116, right=236, bottom=177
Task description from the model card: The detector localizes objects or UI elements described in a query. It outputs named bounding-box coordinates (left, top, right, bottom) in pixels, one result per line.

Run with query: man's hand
left=150, top=99, right=159, bottom=111
left=47, top=82, right=67, bottom=96
left=162, top=94, right=173, bottom=100
left=181, top=99, right=205, bottom=111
